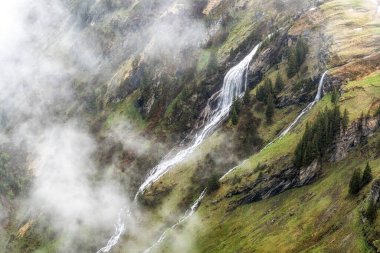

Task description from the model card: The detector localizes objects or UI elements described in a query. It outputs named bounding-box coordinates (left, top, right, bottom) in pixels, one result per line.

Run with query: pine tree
left=287, top=51, right=298, bottom=78
left=207, top=51, right=218, bottom=75
left=265, top=95, right=275, bottom=124
left=366, top=199, right=377, bottom=223
left=256, top=85, right=266, bottom=102
left=231, top=107, right=238, bottom=125
left=263, top=79, right=274, bottom=103
left=362, top=162, right=373, bottom=186
left=331, top=90, right=339, bottom=104
left=349, top=169, right=362, bottom=195
left=342, top=109, right=349, bottom=131
left=274, top=73, right=284, bottom=95
left=243, top=89, right=251, bottom=106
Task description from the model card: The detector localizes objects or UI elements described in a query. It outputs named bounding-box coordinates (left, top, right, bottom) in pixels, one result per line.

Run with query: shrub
left=206, top=174, right=220, bottom=193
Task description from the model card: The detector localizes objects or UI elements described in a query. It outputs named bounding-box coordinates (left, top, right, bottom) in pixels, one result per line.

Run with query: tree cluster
left=294, top=106, right=342, bottom=167
left=349, top=162, right=373, bottom=195
left=235, top=111, right=262, bottom=157
left=255, top=75, right=283, bottom=124
left=287, top=38, right=309, bottom=78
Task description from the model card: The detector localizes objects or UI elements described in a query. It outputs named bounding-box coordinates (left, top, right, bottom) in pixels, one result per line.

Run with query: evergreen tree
left=331, top=90, right=339, bottom=104
left=236, top=111, right=262, bottom=155
left=256, top=85, right=266, bottom=102
left=243, top=89, right=251, bottom=106
left=342, top=109, right=349, bottom=131
left=349, top=169, right=362, bottom=195
left=287, top=51, right=298, bottom=78
left=294, top=106, right=343, bottom=167
left=206, top=174, right=220, bottom=193
left=256, top=78, right=273, bottom=104
left=287, top=37, right=308, bottom=78
left=362, top=162, right=373, bottom=186
left=265, top=95, right=275, bottom=124
left=295, top=38, right=308, bottom=67
left=366, top=199, right=377, bottom=223
left=207, top=51, right=218, bottom=75
left=231, top=107, right=238, bottom=125
left=274, top=73, right=284, bottom=94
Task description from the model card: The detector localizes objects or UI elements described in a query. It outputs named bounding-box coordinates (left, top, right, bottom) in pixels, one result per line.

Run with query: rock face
left=332, top=116, right=379, bottom=162
left=370, top=179, right=380, bottom=206
left=228, top=116, right=380, bottom=209
left=227, top=160, right=321, bottom=208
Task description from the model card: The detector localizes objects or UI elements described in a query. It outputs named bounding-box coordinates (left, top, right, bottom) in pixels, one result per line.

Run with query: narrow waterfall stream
left=135, top=43, right=262, bottom=198
left=221, top=71, right=328, bottom=180
left=96, top=43, right=262, bottom=253
left=142, top=189, right=207, bottom=253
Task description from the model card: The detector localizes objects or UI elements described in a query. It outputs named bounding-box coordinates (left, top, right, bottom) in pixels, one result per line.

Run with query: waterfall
left=96, top=43, right=261, bottom=253
left=275, top=70, right=327, bottom=138
left=96, top=209, right=129, bottom=253
left=135, top=43, right=262, bottom=198
left=221, top=71, right=328, bottom=180
left=142, top=189, right=207, bottom=253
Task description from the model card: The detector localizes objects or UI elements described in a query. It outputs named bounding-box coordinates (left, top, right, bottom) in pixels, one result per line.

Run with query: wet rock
left=332, top=116, right=379, bottom=162
left=228, top=160, right=321, bottom=209
left=370, top=179, right=380, bottom=206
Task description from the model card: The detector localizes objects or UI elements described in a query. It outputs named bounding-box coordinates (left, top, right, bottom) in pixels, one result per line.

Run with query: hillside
left=0, top=0, right=380, bottom=253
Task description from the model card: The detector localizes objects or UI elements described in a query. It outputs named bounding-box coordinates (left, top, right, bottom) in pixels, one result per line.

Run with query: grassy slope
left=148, top=0, right=380, bottom=252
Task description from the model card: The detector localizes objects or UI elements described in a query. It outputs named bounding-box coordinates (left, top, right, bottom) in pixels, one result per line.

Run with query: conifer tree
left=243, top=89, right=251, bottom=106
left=274, top=73, right=284, bottom=94
left=265, top=95, right=275, bottom=124
left=231, top=99, right=240, bottom=125
left=287, top=51, right=298, bottom=78
left=207, top=51, right=218, bottom=75
left=342, top=109, right=349, bottom=131
left=231, top=107, right=238, bottom=125
left=349, top=169, right=362, bottom=195
left=331, top=90, right=339, bottom=104
left=362, top=162, right=373, bottom=186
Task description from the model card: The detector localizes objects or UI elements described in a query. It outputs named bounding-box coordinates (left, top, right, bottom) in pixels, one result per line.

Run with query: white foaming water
left=96, top=44, right=261, bottom=253
left=96, top=209, right=130, bottom=253
left=221, top=71, right=328, bottom=180
left=135, top=43, right=261, bottom=198
left=142, top=189, right=207, bottom=253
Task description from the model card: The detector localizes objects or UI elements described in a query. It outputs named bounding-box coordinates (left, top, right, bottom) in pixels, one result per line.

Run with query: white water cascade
left=96, top=209, right=130, bottom=253
left=221, top=71, right=328, bottom=180
left=96, top=43, right=261, bottom=253
left=275, top=70, right=328, bottom=139
left=135, top=43, right=262, bottom=198
left=142, top=189, right=207, bottom=253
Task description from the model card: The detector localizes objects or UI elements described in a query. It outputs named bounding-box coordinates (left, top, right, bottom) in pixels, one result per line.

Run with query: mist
left=0, top=0, right=208, bottom=252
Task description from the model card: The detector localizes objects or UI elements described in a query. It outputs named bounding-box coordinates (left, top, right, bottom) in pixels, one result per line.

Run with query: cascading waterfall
left=96, top=43, right=262, bottom=253
left=221, top=71, right=328, bottom=180
left=96, top=209, right=129, bottom=253
left=274, top=70, right=327, bottom=139
left=142, top=189, right=207, bottom=253
left=135, top=43, right=262, bottom=198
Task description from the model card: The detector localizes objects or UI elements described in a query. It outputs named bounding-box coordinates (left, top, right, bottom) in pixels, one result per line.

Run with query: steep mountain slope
left=1, top=0, right=380, bottom=252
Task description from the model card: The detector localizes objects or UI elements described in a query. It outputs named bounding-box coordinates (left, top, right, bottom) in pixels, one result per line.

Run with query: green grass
left=104, top=90, right=147, bottom=129
left=196, top=50, right=212, bottom=73
left=340, top=71, right=380, bottom=120
left=174, top=133, right=380, bottom=253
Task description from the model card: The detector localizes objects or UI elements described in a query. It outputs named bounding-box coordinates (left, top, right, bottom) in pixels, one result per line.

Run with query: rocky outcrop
left=228, top=116, right=379, bottom=210
left=332, top=116, right=379, bottom=162
left=227, top=160, right=321, bottom=209
left=370, top=179, right=380, bottom=206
